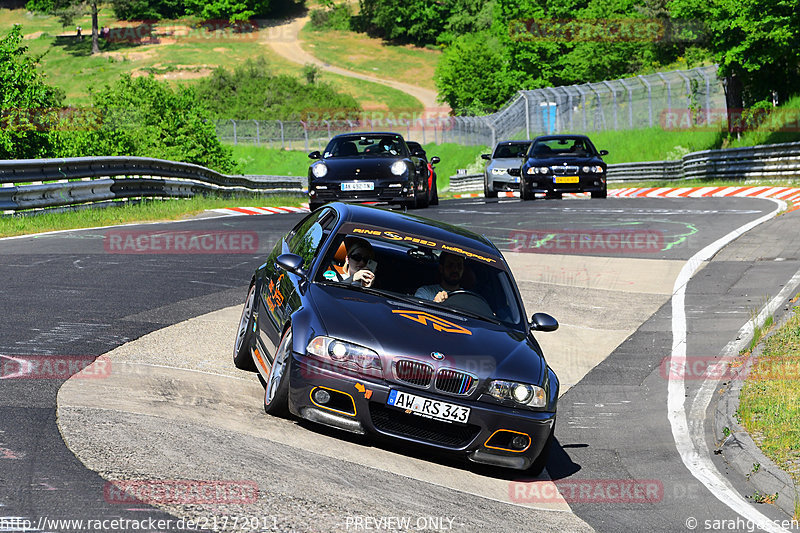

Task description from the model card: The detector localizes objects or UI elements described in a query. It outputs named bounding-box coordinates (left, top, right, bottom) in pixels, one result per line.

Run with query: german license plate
left=554, top=176, right=579, bottom=184
left=387, top=389, right=470, bottom=424
left=341, top=182, right=374, bottom=191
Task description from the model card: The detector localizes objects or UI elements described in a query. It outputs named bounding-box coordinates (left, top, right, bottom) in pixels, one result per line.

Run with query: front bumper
left=488, top=173, right=521, bottom=191
left=525, top=175, right=606, bottom=194
left=308, top=182, right=416, bottom=205
left=287, top=354, right=556, bottom=470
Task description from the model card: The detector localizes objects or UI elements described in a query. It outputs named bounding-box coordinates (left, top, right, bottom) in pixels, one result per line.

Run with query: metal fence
left=215, top=65, right=725, bottom=149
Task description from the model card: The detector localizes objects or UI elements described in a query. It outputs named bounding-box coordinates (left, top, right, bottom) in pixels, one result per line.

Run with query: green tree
left=27, top=0, right=103, bottom=54
left=435, top=31, right=513, bottom=114
left=670, top=0, right=800, bottom=110
left=0, top=26, right=64, bottom=159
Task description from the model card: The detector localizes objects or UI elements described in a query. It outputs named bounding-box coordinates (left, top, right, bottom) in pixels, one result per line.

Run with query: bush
left=196, top=58, right=361, bottom=121
left=309, top=3, right=352, bottom=31
left=0, top=25, right=64, bottom=159
left=55, top=75, right=236, bottom=173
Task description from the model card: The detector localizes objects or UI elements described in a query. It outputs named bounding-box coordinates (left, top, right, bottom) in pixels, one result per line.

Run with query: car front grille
left=369, top=403, right=481, bottom=448
left=551, top=165, right=579, bottom=175
left=394, top=360, right=434, bottom=387
left=435, top=369, right=476, bottom=395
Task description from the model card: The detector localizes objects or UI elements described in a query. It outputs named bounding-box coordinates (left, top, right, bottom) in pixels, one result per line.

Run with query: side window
left=287, top=208, right=336, bottom=267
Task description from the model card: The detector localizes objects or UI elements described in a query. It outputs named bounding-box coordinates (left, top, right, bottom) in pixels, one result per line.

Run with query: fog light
left=511, top=434, right=530, bottom=450
left=312, top=388, right=331, bottom=405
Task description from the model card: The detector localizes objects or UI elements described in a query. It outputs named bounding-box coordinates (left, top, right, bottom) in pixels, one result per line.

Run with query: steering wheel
left=444, top=290, right=494, bottom=316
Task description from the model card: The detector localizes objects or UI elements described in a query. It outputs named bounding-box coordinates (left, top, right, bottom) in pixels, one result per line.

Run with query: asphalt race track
left=2, top=196, right=800, bottom=532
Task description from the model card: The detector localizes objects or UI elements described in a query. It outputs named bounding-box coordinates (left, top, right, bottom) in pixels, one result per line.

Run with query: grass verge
left=737, top=300, right=800, bottom=485
left=0, top=195, right=305, bottom=238
left=299, top=26, right=440, bottom=93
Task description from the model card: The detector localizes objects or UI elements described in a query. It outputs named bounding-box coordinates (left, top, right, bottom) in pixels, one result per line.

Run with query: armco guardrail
left=0, top=156, right=305, bottom=212
left=450, top=141, right=800, bottom=190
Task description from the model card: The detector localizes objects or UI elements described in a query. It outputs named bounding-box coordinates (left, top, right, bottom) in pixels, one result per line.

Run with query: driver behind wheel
left=414, top=252, right=464, bottom=303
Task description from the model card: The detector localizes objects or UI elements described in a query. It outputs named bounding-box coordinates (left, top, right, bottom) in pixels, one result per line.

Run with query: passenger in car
left=332, top=236, right=376, bottom=287
left=414, top=252, right=464, bottom=302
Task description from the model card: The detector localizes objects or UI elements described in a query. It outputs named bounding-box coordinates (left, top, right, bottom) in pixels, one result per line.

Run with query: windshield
left=530, top=137, right=595, bottom=158
left=324, top=134, right=409, bottom=158
left=314, top=226, right=525, bottom=329
left=492, top=142, right=530, bottom=159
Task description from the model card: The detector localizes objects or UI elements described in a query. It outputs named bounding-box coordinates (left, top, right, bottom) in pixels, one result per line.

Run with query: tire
left=263, top=327, right=292, bottom=417
left=528, top=424, right=554, bottom=476
left=591, top=188, right=607, bottom=199
left=430, top=178, right=439, bottom=205
left=484, top=175, right=498, bottom=198
left=545, top=191, right=562, bottom=200
left=309, top=201, right=323, bottom=211
left=233, top=284, right=257, bottom=372
left=405, top=189, right=419, bottom=210
left=520, top=180, right=534, bottom=201
left=418, top=183, right=430, bottom=209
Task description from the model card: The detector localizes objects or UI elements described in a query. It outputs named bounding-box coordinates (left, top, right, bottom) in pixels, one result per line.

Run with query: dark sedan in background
left=515, top=134, right=609, bottom=200
left=233, top=203, right=561, bottom=473
left=481, top=140, right=532, bottom=198
left=307, top=132, right=435, bottom=211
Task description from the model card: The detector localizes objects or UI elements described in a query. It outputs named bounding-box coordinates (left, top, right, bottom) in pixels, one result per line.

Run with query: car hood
left=314, top=157, right=407, bottom=181
left=527, top=155, right=605, bottom=166
left=488, top=157, right=525, bottom=167
left=308, top=284, right=546, bottom=385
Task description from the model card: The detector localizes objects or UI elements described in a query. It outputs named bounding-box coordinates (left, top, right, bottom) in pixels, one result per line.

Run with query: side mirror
left=530, top=313, right=558, bottom=332
left=276, top=253, right=306, bottom=277
left=308, top=151, right=321, bottom=159
left=599, top=150, right=609, bottom=156
left=481, top=154, right=491, bottom=160
left=507, top=167, right=521, bottom=177
left=430, top=156, right=440, bottom=165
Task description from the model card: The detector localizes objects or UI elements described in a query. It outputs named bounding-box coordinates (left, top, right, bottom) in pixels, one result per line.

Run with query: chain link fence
left=215, top=65, right=725, bottom=149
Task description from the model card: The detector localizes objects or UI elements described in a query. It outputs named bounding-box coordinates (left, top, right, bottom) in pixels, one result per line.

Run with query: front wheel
left=591, top=188, right=607, bottom=199
left=233, top=284, right=257, bottom=371
left=484, top=176, right=498, bottom=198
left=264, top=328, right=293, bottom=417
left=430, top=177, right=439, bottom=205
left=520, top=180, right=534, bottom=201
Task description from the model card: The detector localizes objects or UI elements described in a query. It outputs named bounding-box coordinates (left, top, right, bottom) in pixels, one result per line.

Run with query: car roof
left=533, top=134, right=592, bottom=141
left=330, top=132, right=406, bottom=140
left=329, top=203, right=500, bottom=257
left=495, top=140, right=532, bottom=146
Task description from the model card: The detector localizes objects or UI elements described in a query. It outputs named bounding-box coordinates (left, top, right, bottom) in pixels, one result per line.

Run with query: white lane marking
left=668, top=197, right=791, bottom=533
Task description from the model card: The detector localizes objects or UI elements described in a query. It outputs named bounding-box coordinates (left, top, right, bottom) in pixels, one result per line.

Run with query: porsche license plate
left=554, top=176, right=580, bottom=184
left=341, top=182, right=374, bottom=191
left=387, top=389, right=470, bottom=424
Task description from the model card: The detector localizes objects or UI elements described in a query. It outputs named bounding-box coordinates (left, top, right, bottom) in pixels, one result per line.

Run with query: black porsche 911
left=233, top=202, right=561, bottom=473
left=514, top=134, right=609, bottom=200
left=307, top=132, right=435, bottom=211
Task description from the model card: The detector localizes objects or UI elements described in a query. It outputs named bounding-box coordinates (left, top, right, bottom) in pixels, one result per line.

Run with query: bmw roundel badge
left=430, top=352, right=445, bottom=361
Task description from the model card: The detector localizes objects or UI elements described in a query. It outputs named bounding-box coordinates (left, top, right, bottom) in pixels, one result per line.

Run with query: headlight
left=582, top=166, right=591, bottom=173
left=487, top=380, right=547, bottom=407
left=538, top=167, right=549, bottom=174
left=306, top=336, right=383, bottom=378
left=491, top=168, right=506, bottom=175
left=390, top=161, right=407, bottom=176
left=312, top=163, right=328, bottom=178
left=594, top=166, right=604, bottom=173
